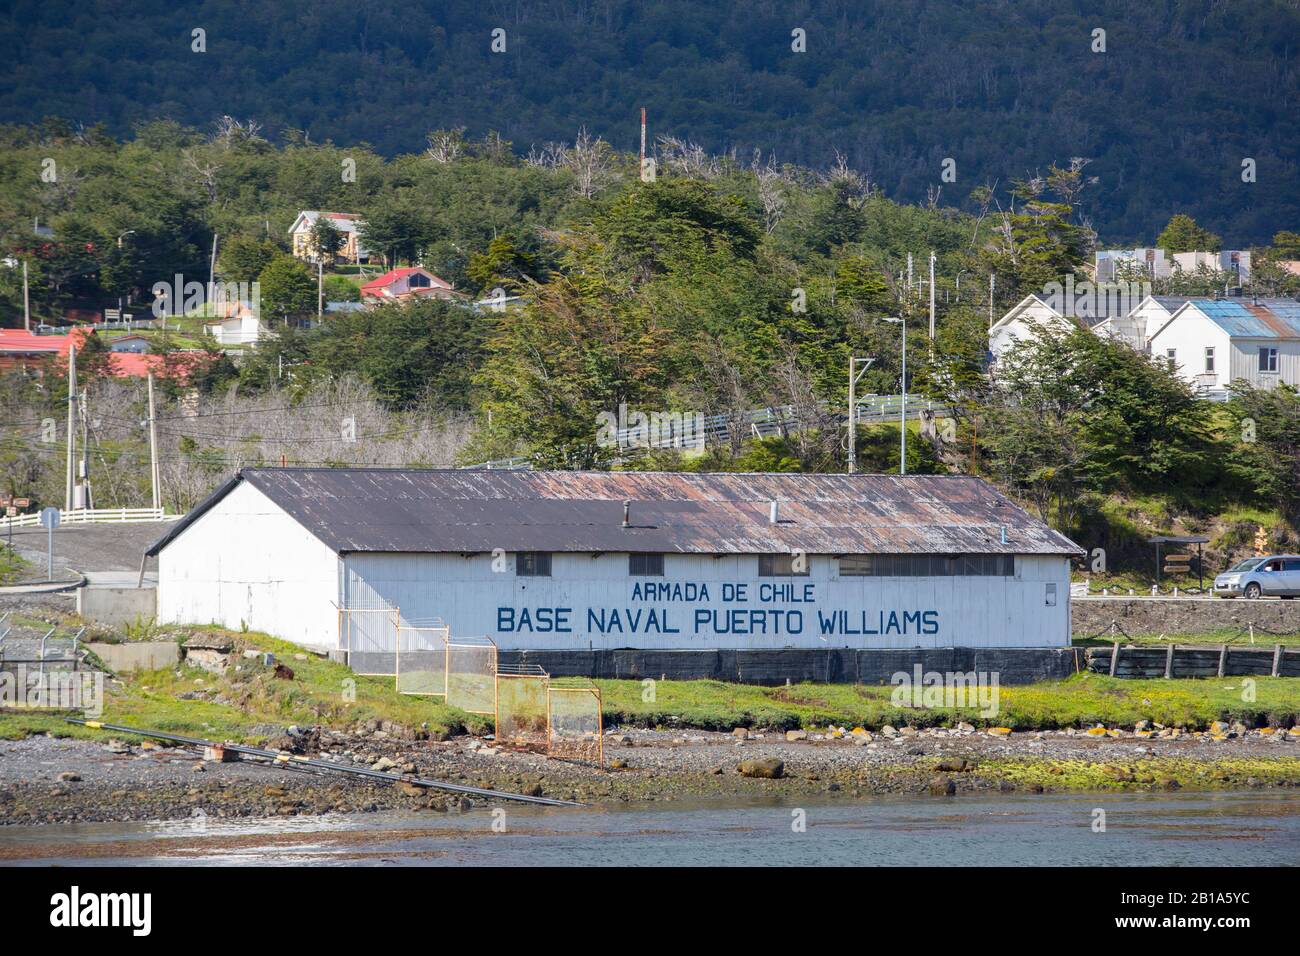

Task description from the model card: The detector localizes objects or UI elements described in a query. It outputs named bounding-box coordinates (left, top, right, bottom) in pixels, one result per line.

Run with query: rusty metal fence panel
left=446, top=636, right=497, bottom=715
left=395, top=617, right=449, bottom=696
left=495, top=664, right=550, bottom=751
left=547, top=678, right=603, bottom=766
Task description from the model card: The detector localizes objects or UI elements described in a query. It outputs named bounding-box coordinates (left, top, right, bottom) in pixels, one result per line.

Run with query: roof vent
left=769, top=500, right=780, bottom=524
left=622, top=500, right=631, bottom=528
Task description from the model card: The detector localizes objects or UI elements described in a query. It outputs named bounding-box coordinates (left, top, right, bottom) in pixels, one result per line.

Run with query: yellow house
left=288, top=211, right=369, bottom=264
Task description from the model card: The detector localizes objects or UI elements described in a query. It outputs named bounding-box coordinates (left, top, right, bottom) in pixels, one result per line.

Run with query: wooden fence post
left=1109, top=641, right=1120, bottom=677
left=1217, top=644, right=1228, bottom=678
left=1273, top=644, right=1284, bottom=678
left=1165, top=643, right=1175, bottom=679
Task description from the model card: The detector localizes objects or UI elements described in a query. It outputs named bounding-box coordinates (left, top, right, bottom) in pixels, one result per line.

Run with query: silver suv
left=1214, top=555, right=1300, bottom=599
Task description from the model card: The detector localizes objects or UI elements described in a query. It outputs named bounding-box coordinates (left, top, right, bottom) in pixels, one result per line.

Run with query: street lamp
left=115, top=231, right=136, bottom=318
left=877, top=316, right=906, bottom=475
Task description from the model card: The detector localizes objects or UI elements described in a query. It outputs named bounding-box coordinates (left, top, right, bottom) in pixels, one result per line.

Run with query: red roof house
left=359, top=267, right=458, bottom=304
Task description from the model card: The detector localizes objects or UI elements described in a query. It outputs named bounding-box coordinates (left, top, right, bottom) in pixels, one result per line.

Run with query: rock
left=928, top=776, right=957, bottom=796
left=899, top=726, right=918, bottom=737
left=105, top=739, right=131, bottom=754
left=956, top=722, right=975, bottom=733
left=273, top=662, right=295, bottom=680
left=56, top=771, right=81, bottom=783
left=785, top=729, right=809, bottom=742
left=1210, top=720, right=1230, bottom=735
left=731, top=727, right=749, bottom=739
left=935, top=759, right=971, bottom=773
left=737, top=758, right=784, bottom=779
left=1103, top=765, right=1135, bottom=782
left=397, top=782, right=424, bottom=797
left=1134, top=719, right=1150, bottom=732
left=881, top=725, right=898, bottom=738
left=525, top=783, right=544, bottom=797
left=608, top=758, right=628, bottom=769
left=371, top=757, right=396, bottom=772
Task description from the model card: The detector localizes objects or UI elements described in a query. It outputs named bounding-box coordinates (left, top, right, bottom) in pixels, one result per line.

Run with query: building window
left=515, top=552, right=551, bottom=576
left=839, top=554, right=1014, bottom=577
left=629, top=553, right=664, bottom=576
left=759, top=553, right=809, bottom=577
left=1165, top=348, right=1177, bottom=369
left=408, top=273, right=430, bottom=288
left=1204, top=347, right=1215, bottom=373
left=1259, top=347, right=1279, bottom=373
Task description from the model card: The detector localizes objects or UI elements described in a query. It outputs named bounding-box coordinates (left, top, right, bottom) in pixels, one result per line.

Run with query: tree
left=1268, top=231, right=1300, bottom=260
left=1226, top=384, right=1300, bottom=525
left=307, top=217, right=344, bottom=263
left=258, top=255, right=315, bottom=324
left=465, top=232, right=542, bottom=294
left=1156, top=214, right=1220, bottom=254
left=309, top=298, right=491, bottom=409
left=358, top=198, right=434, bottom=268
left=220, top=236, right=279, bottom=283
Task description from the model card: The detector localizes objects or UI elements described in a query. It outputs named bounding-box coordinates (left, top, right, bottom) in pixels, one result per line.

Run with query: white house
left=1171, top=250, right=1251, bottom=283
left=203, top=300, right=263, bottom=346
left=1092, top=295, right=1192, bottom=352
left=1147, top=298, right=1300, bottom=395
left=147, top=468, right=1083, bottom=665
left=1095, top=248, right=1172, bottom=282
left=989, top=290, right=1140, bottom=363
left=289, top=211, right=369, bottom=264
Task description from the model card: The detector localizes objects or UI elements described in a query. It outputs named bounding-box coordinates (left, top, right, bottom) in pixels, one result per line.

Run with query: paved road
left=3, top=521, right=173, bottom=577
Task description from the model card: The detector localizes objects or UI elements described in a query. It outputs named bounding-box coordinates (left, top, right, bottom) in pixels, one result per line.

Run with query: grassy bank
left=596, top=673, right=1300, bottom=733
left=0, top=548, right=32, bottom=586
left=2, top=624, right=1299, bottom=742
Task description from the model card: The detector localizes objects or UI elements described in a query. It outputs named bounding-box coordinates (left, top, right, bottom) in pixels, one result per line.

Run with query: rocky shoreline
left=2, top=720, right=1299, bottom=827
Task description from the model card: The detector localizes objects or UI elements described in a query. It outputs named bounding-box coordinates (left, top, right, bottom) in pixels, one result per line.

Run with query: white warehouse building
left=146, top=469, right=1084, bottom=664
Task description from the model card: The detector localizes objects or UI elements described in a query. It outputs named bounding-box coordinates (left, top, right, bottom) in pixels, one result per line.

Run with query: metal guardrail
left=461, top=395, right=949, bottom=470
left=0, top=507, right=179, bottom=532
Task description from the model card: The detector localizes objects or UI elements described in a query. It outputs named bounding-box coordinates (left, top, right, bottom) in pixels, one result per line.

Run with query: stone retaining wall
left=499, top=647, right=1081, bottom=686
left=1072, top=597, right=1300, bottom=637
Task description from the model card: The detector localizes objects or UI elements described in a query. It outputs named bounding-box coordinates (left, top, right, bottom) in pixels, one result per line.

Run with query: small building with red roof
left=359, top=267, right=458, bottom=304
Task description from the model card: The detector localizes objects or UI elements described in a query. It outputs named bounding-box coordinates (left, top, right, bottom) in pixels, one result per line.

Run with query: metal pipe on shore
left=65, top=718, right=582, bottom=808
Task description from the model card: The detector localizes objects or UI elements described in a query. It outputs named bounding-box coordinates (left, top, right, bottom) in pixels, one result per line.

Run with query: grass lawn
left=0, top=547, right=33, bottom=585
left=2, top=625, right=1298, bottom=742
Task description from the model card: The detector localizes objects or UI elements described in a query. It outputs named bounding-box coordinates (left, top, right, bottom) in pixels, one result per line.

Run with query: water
left=2, top=792, right=1297, bottom=866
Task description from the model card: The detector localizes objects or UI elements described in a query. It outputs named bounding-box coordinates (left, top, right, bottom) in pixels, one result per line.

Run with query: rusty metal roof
left=148, top=468, right=1082, bottom=558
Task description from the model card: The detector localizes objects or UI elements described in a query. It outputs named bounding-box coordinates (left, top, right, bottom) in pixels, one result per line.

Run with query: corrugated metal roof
left=147, top=468, right=1083, bottom=558
left=1189, top=299, right=1300, bottom=339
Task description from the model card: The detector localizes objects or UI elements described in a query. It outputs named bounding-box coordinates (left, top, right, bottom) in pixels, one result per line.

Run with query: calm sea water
left=2, top=792, right=1298, bottom=866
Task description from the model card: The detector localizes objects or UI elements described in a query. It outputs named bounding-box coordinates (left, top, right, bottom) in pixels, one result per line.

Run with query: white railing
left=0, top=507, right=180, bottom=532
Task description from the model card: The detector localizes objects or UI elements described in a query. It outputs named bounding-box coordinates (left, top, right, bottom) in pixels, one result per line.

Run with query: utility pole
left=907, top=253, right=914, bottom=295
left=207, top=232, right=219, bottom=311
left=22, top=259, right=30, bottom=331
left=989, top=274, right=996, bottom=329
left=900, top=316, right=907, bottom=476
left=79, top=388, right=91, bottom=510
left=317, top=258, right=324, bottom=320
left=64, top=344, right=76, bottom=511
left=847, top=356, right=874, bottom=474
left=928, top=250, right=936, bottom=342
left=147, top=373, right=160, bottom=511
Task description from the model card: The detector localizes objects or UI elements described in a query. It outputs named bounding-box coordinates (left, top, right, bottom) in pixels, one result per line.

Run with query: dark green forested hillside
left=2, top=0, right=1298, bottom=243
